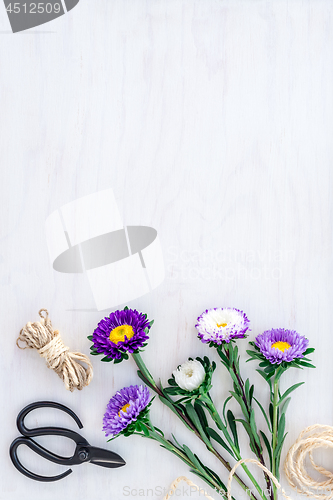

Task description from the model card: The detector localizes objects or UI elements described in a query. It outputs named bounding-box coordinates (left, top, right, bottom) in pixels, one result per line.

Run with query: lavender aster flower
left=91, top=307, right=151, bottom=362
left=103, top=385, right=151, bottom=438
left=196, top=307, right=250, bottom=346
left=255, top=328, right=309, bottom=365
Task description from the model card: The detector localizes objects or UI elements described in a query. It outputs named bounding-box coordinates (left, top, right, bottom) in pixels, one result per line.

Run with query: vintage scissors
left=9, top=401, right=126, bottom=482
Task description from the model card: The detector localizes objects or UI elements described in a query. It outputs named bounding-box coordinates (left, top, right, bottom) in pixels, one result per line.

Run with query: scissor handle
left=9, top=437, right=73, bottom=482
left=17, top=401, right=89, bottom=445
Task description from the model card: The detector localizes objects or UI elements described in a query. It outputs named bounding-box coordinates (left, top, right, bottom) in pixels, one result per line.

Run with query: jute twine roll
left=17, top=309, right=93, bottom=392
left=284, top=425, right=333, bottom=500
left=165, top=425, right=333, bottom=500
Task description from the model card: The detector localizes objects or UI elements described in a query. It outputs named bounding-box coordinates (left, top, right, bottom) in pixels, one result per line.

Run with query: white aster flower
left=173, top=359, right=206, bottom=391
left=196, top=307, right=250, bottom=345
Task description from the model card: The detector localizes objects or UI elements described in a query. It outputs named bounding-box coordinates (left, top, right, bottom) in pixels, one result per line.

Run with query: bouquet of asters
left=88, top=307, right=315, bottom=500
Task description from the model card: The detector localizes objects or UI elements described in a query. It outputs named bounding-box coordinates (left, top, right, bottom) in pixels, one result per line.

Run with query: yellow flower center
left=109, top=325, right=134, bottom=344
left=118, top=403, right=131, bottom=416
left=217, top=323, right=228, bottom=328
left=271, top=341, right=291, bottom=352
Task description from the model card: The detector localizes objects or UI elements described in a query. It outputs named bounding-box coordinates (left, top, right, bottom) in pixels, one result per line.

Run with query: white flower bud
left=173, top=359, right=206, bottom=392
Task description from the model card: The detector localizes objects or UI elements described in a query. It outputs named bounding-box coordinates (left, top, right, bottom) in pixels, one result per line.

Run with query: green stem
left=202, top=395, right=268, bottom=500
left=271, top=374, right=280, bottom=499
left=132, top=352, right=157, bottom=388
left=222, top=345, right=274, bottom=500
left=143, top=417, right=226, bottom=497
left=131, top=353, right=261, bottom=500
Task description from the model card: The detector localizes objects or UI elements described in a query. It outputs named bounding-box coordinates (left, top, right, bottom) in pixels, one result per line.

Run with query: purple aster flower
left=91, top=308, right=151, bottom=361
left=255, top=328, right=309, bottom=365
left=196, top=307, right=250, bottom=345
left=103, top=385, right=151, bottom=438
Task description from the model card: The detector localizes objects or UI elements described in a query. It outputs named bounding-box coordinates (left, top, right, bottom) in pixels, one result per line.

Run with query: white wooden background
left=1, top=1, right=333, bottom=499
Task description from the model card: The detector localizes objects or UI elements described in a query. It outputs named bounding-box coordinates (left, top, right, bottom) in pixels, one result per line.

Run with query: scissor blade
left=88, top=447, right=126, bottom=468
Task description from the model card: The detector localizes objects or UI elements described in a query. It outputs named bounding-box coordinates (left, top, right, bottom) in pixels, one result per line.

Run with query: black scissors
left=9, top=401, right=126, bottom=482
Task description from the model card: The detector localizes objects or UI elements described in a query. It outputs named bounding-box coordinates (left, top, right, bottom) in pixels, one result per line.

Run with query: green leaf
left=218, top=349, right=230, bottom=366
left=269, top=403, right=274, bottom=428
left=164, top=387, right=182, bottom=395
left=277, top=413, right=286, bottom=446
left=206, top=427, right=234, bottom=457
left=275, top=433, right=288, bottom=474
left=87, top=335, right=93, bottom=341
left=275, top=366, right=287, bottom=382
left=278, top=382, right=304, bottom=406
left=171, top=433, right=183, bottom=450
left=189, top=469, right=228, bottom=498
left=222, top=396, right=232, bottom=425
left=260, top=430, right=272, bottom=469
left=280, top=397, right=291, bottom=417
left=113, top=358, right=123, bottom=364
left=235, top=419, right=258, bottom=454
left=227, top=410, right=239, bottom=450
left=254, top=397, right=272, bottom=432
left=137, top=370, right=156, bottom=391
left=185, top=404, right=211, bottom=447
left=204, top=465, right=226, bottom=489
left=140, top=424, right=150, bottom=437
left=194, top=401, right=209, bottom=433
left=303, top=347, right=315, bottom=355
left=233, top=345, right=239, bottom=366
left=149, top=320, right=154, bottom=327
left=249, top=410, right=262, bottom=451
left=228, top=368, right=239, bottom=388
left=246, top=350, right=263, bottom=360
left=230, top=391, right=249, bottom=419
left=297, top=361, right=316, bottom=368
left=226, top=344, right=233, bottom=365
left=249, top=385, right=254, bottom=405
left=259, top=361, right=270, bottom=367
left=182, top=445, right=206, bottom=474
left=245, top=378, right=250, bottom=401
left=101, top=356, right=113, bottom=362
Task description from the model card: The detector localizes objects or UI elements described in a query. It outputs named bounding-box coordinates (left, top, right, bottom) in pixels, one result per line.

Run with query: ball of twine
left=17, top=309, right=93, bottom=392
left=226, top=425, right=333, bottom=500
left=284, top=425, right=333, bottom=500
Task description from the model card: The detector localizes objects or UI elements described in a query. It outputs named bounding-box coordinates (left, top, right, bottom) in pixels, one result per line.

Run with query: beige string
left=163, top=476, right=216, bottom=500
left=284, top=425, right=333, bottom=500
left=227, top=458, right=292, bottom=500
left=226, top=426, right=333, bottom=500
left=17, top=309, right=93, bottom=392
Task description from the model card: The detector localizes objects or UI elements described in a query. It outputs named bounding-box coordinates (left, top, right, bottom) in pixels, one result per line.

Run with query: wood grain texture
left=0, top=1, right=332, bottom=498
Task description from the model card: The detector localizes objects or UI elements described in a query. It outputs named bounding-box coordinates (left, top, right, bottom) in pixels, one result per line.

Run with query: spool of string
left=17, top=309, right=93, bottom=392
left=284, top=425, right=333, bottom=500
left=165, top=425, right=333, bottom=500
left=226, top=425, right=333, bottom=500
